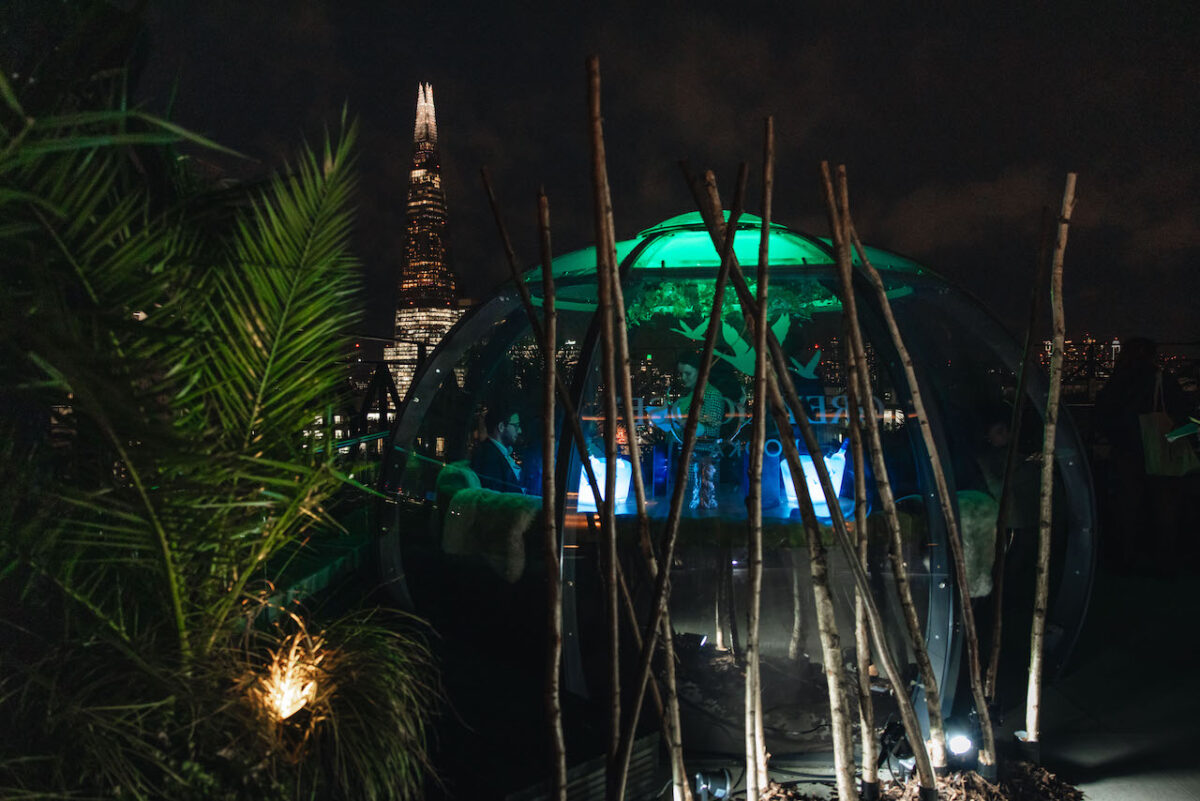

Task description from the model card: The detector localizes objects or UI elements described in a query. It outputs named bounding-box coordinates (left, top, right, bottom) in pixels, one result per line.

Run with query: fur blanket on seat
left=441, top=486, right=542, bottom=583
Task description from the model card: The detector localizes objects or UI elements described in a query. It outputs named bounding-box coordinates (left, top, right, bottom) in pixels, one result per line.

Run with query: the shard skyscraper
left=384, top=83, right=461, bottom=397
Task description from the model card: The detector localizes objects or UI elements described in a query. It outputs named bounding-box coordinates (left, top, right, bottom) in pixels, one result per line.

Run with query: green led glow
left=630, top=212, right=832, bottom=269
left=527, top=212, right=928, bottom=295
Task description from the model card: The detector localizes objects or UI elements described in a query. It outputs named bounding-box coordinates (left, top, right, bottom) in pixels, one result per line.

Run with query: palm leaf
left=2, top=65, right=435, bottom=796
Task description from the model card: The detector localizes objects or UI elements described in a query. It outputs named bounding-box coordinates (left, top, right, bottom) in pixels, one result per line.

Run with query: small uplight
left=256, top=631, right=326, bottom=722
left=948, top=733, right=974, bottom=756
left=693, top=767, right=731, bottom=800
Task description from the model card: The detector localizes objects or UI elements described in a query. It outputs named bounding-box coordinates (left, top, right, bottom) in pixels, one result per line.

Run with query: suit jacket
left=470, top=438, right=522, bottom=492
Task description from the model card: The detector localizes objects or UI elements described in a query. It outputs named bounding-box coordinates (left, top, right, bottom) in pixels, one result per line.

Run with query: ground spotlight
left=693, top=768, right=731, bottom=800
left=948, top=732, right=974, bottom=756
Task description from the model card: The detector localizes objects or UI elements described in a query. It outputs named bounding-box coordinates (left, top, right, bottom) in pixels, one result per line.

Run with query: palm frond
left=192, top=127, right=361, bottom=458
left=2, top=62, right=436, bottom=796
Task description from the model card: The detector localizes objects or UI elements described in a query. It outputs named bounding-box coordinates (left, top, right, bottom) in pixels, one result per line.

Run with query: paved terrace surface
left=767, top=561, right=1200, bottom=801
left=997, top=565, right=1200, bottom=801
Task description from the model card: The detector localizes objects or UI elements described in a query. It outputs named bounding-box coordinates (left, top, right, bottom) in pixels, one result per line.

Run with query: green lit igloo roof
left=536, top=211, right=930, bottom=281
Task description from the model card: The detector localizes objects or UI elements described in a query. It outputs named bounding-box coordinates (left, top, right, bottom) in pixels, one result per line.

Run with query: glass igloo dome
left=375, top=212, right=1095, bottom=795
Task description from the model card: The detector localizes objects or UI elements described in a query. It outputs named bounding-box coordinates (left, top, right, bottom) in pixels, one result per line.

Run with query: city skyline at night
left=130, top=3, right=1199, bottom=350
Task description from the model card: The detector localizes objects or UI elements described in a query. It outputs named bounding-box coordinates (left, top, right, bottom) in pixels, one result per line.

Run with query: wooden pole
left=480, top=168, right=605, bottom=507
left=685, top=171, right=859, bottom=801
left=821, top=164, right=952, bottom=775
left=482, top=169, right=682, bottom=793
left=743, top=115, right=774, bottom=800
left=845, top=162, right=1001, bottom=775
left=610, top=165, right=748, bottom=801
left=585, top=57, right=623, bottom=799
left=593, top=63, right=693, bottom=800
left=1024, top=173, right=1077, bottom=756
left=984, top=207, right=1053, bottom=702
left=814, top=164, right=941, bottom=795
left=537, top=190, right=567, bottom=801
left=683, top=164, right=934, bottom=797
left=772, top=395, right=859, bottom=801
left=846, top=330, right=880, bottom=797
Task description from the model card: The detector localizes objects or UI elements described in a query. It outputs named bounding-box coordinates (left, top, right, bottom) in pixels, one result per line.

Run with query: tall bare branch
left=744, top=115, right=774, bottom=800
left=585, top=57, right=623, bottom=797
left=685, top=170, right=858, bottom=801
left=685, top=162, right=934, bottom=798
left=590, top=57, right=693, bottom=800
left=844, top=159, right=998, bottom=774
left=847, top=333, right=879, bottom=794
left=821, top=163, right=950, bottom=776
left=1024, top=173, right=1077, bottom=756
left=610, top=165, right=748, bottom=801
left=537, top=190, right=568, bottom=801
left=484, top=169, right=679, bottom=796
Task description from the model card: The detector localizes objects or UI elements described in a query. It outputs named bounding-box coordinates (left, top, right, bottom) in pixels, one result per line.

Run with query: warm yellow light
left=257, top=632, right=325, bottom=721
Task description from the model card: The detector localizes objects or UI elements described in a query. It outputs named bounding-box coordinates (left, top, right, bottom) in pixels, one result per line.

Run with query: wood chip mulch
left=762, top=762, right=1084, bottom=800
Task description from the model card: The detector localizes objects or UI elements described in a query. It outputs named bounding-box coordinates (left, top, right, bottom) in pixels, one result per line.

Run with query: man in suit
left=471, top=403, right=524, bottom=492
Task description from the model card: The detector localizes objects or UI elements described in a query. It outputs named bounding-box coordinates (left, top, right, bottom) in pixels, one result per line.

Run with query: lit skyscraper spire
left=384, top=82, right=462, bottom=397
left=413, top=82, right=437, bottom=145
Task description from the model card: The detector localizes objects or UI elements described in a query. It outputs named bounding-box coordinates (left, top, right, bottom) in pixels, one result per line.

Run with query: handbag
left=1139, top=372, right=1200, bottom=477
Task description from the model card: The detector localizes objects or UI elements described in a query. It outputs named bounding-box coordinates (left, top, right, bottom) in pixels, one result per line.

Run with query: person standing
left=667, top=351, right=725, bottom=509
left=1094, top=338, right=1192, bottom=572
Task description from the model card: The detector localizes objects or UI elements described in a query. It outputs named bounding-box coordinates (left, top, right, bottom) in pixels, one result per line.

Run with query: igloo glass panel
left=562, top=267, right=933, bottom=754
left=877, top=276, right=1087, bottom=700
left=397, top=302, right=591, bottom=504
left=391, top=299, right=595, bottom=670
left=874, top=277, right=1048, bottom=583
left=879, top=282, right=1022, bottom=488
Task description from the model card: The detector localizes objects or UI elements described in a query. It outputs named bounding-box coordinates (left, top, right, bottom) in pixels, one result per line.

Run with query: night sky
left=133, top=1, right=1198, bottom=347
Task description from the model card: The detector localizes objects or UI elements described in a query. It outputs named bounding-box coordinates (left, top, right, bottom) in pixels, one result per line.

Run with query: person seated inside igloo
left=433, top=400, right=543, bottom=586
left=470, top=401, right=527, bottom=493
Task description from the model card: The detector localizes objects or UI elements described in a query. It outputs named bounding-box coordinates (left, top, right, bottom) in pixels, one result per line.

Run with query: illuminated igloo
left=376, top=212, right=1095, bottom=793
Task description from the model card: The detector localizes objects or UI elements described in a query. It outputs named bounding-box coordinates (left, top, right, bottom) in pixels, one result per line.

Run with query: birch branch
left=610, top=165, right=748, bottom=801
left=537, top=189, right=568, bottom=801
left=585, top=57, right=622, bottom=798
left=847, top=333, right=880, bottom=795
left=744, top=115, right=774, bottom=800
left=847, top=167, right=999, bottom=774
left=480, top=168, right=607, bottom=508
left=686, top=169, right=859, bottom=801
left=593, top=61, right=693, bottom=799
left=683, top=162, right=935, bottom=797
left=483, top=168, right=683, bottom=791
left=1024, top=173, right=1077, bottom=755
left=820, top=163, right=949, bottom=775
left=769, top=392, right=858, bottom=801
